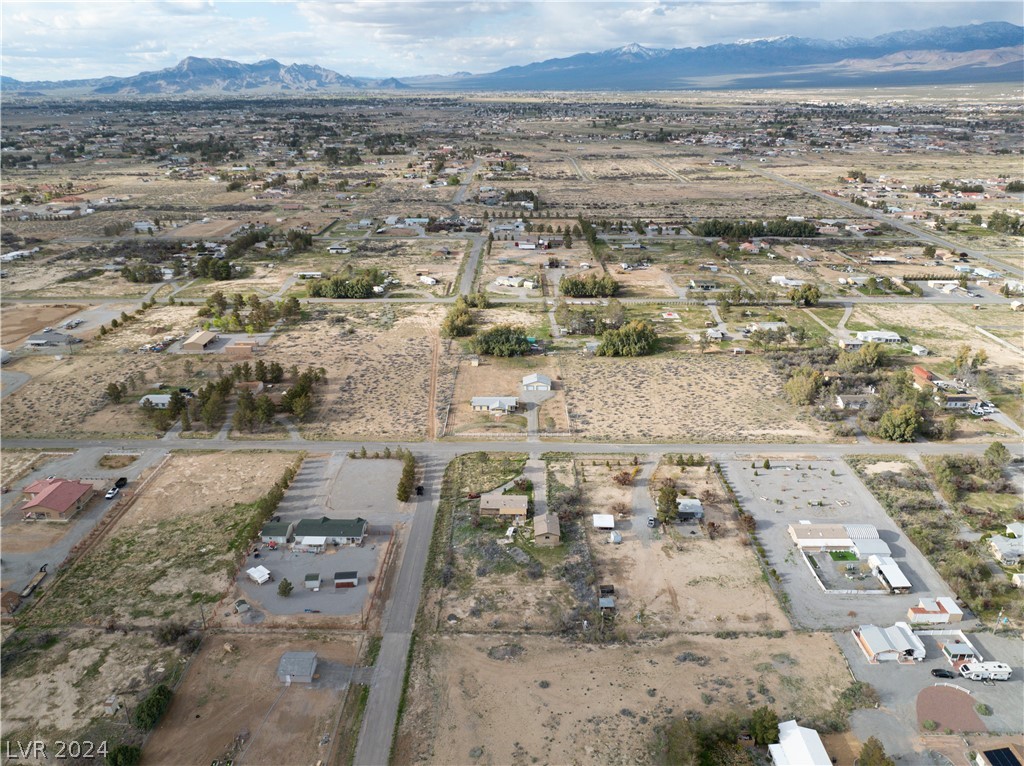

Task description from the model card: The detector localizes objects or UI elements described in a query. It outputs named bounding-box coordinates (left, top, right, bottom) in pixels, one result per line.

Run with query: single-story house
left=676, top=497, right=704, bottom=520
left=20, top=478, right=95, bottom=521
left=935, top=394, right=977, bottom=410
left=471, top=396, right=519, bottom=413
left=139, top=394, right=172, bottom=408
left=534, top=513, right=561, bottom=546
left=868, top=555, right=912, bottom=593
left=835, top=394, right=872, bottom=411
left=277, top=651, right=317, bottom=684
left=852, top=622, right=926, bottom=663
left=334, top=571, right=358, bottom=588
left=838, top=338, right=864, bottom=351
left=907, top=596, right=963, bottom=624
left=522, top=373, right=552, bottom=391
left=182, top=330, right=217, bottom=352
left=768, top=720, right=830, bottom=766
left=260, top=520, right=294, bottom=545
left=293, top=516, right=368, bottom=546
left=592, top=514, right=615, bottom=530
left=479, top=492, right=529, bottom=519
left=989, top=535, right=1024, bottom=565
left=855, top=330, right=902, bottom=344
left=304, top=573, right=321, bottom=591
left=25, top=329, right=80, bottom=348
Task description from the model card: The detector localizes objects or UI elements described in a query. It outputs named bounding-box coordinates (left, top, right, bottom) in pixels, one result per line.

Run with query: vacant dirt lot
left=0, top=629, right=182, bottom=745
left=0, top=304, right=87, bottom=346
left=264, top=306, right=441, bottom=441
left=562, top=353, right=827, bottom=442
left=395, top=631, right=849, bottom=766
left=23, top=451, right=299, bottom=628
left=144, top=633, right=358, bottom=766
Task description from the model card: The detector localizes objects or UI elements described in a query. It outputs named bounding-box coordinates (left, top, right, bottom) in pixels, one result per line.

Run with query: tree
left=563, top=230, right=572, bottom=248
left=749, top=706, right=779, bottom=746
left=858, top=736, right=896, bottom=766
left=397, top=452, right=416, bottom=502
left=473, top=325, right=530, bottom=357
left=984, top=441, right=1011, bottom=468
left=763, top=458, right=771, bottom=470
left=132, top=684, right=172, bottom=730
left=877, top=404, right=922, bottom=443
left=656, top=483, right=678, bottom=524
left=596, top=320, right=658, bottom=357
left=105, top=744, right=142, bottom=766
left=277, top=578, right=294, bottom=597
left=180, top=407, right=192, bottom=432
left=787, top=284, right=821, bottom=307
left=106, top=382, right=124, bottom=404
left=783, top=368, right=821, bottom=405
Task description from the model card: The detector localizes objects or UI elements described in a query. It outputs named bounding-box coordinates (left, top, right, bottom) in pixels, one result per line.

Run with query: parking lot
left=721, top=458, right=955, bottom=629
left=235, top=455, right=408, bottom=617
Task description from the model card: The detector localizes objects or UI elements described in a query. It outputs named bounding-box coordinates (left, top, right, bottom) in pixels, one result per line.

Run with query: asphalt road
left=353, top=456, right=444, bottom=766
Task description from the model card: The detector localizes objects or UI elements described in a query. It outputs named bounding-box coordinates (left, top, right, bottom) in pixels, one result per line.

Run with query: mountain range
left=2, top=21, right=1021, bottom=95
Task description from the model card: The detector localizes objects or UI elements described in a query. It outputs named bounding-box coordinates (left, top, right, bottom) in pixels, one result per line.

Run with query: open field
left=20, top=451, right=299, bottom=628
left=143, top=633, right=359, bottom=766
left=262, top=306, right=442, bottom=441
left=395, top=631, right=851, bottom=766
left=561, top=353, right=829, bottom=442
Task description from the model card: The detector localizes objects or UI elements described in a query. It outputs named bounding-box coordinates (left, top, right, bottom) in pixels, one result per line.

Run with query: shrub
left=132, top=684, right=172, bottom=730
left=105, top=744, right=142, bottom=766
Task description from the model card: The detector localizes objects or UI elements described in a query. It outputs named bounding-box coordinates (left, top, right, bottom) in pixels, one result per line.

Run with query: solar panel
left=983, top=748, right=1023, bottom=766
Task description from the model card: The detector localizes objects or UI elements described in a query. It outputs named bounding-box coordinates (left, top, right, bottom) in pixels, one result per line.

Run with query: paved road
left=450, top=159, right=482, bottom=205
left=353, top=456, right=444, bottom=766
left=458, top=234, right=485, bottom=296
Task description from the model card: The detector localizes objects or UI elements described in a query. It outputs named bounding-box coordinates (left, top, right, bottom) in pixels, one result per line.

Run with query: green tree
left=782, top=368, right=822, bottom=405
left=396, top=451, right=416, bottom=502
left=105, top=744, right=142, bottom=766
left=656, top=483, right=678, bottom=524
left=984, top=441, right=1011, bottom=468
left=877, top=404, right=923, bottom=442
left=106, top=382, right=124, bottom=404
left=749, top=706, right=779, bottom=746
left=473, top=325, right=530, bottom=357
left=132, top=684, right=172, bottom=730
left=858, top=736, right=896, bottom=766
left=180, top=406, right=192, bottom=432
left=277, top=578, right=294, bottom=597
left=787, top=284, right=821, bottom=307
left=596, top=320, right=658, bottom=357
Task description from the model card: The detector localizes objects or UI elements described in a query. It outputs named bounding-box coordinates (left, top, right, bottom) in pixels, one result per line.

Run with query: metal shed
left=277, top=651, right=318, bottom=684
left=334, top=571, right=358, bottom=588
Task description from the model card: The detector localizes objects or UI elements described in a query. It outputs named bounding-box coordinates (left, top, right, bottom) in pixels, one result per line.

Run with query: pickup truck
left=114, top=477, right=128, bottom=488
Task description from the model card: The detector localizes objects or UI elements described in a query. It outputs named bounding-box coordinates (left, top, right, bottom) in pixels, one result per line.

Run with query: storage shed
left=277, top=651, right=318, bottom=684
left=592, top=514, right=615, bottom=530
left=304, top=573, right=321, bottom=591
left=334, top=571, right=358, bottom=588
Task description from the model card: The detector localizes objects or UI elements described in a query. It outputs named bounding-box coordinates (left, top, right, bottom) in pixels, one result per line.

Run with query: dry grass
left=562, top=352, right=827, bottom=442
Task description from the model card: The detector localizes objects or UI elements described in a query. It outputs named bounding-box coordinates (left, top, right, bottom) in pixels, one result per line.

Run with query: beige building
left=534, top=513, right=561, bottom=546
left=479, top=491, right=528, bottom=518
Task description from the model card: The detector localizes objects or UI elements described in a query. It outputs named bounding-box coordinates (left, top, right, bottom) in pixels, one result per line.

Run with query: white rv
left=959, top=661, right=1012, bottom=681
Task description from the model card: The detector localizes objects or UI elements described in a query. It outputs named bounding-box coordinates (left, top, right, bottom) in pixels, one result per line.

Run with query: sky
left=2, top=1, right=1021, bottom=81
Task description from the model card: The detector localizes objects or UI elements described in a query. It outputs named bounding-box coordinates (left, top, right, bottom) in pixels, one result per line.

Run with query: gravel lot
left=721, top=457, right=955, bottom=629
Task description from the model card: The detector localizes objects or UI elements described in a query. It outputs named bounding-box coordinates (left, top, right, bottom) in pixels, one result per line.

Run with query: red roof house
left=21, top=479, right=95, bottom=520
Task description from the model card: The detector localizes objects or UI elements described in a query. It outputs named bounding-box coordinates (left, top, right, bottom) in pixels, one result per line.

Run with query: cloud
left=1, top=0, right=1020, bottom=80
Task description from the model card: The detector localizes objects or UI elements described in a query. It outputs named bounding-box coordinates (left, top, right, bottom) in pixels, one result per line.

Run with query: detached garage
left=334, top=571, right=358, bottom=588
left=277, top=651, right=318, bottom=684
left=182, top=330, right=218, bottom=352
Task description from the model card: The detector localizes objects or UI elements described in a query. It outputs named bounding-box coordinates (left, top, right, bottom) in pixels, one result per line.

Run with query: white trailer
left=959, top=661, right=1012, bottom=681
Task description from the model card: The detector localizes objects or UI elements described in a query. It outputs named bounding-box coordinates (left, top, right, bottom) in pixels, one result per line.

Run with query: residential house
left=478, top=492, right=529, bottom=519
left=534, top=513, right=561, bottom=546
left=471, top=396, right=519, bottom=413
left=838, top=338, right=864, bottom=351
left=20, top=478, right=95, bottom=521
left=676, top=497, right=704, bottom=521
left=768, top=720, right=831, bottom=766
left=907, top=597, right=963, bottom=625
left=139, top=394, right=172, bottom=409
left=975, top=745, right=1024, bottom=766
left=989, top=534, right=1024, bottom=565
left=293, top=517, right=368, bottom=548
left=522, top=373, right=552, bottom=391
left=835, top=394, right=873, bottom=411
left=855, top=330, right=902, bottom=344
left=934, top=394, right=977, bottom=410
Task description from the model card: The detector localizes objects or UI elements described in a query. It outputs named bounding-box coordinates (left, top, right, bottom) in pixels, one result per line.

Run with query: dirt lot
left=0, top=304, right=87, bottom=346
left=0, top=449, right=73, bottom=487
left=604, top=262, right=677, bottom=298
left=22, top=451, right=299, bottom=628
left=264, top=306, right=442, bottom=441
left=144, top=633, right=358, bottom=766
left=589, top=461, right=789, bottom=634
left=2, top=259, right=155, bottom=298
left=0, top=628, right=182, bottom=744
left=395, top=631, right=850, bottom=766
left=167, top=218, right=242, bottom=239
left=446, top=357, right=568, bottom=436
left=561, top=353, right=828, bottom=442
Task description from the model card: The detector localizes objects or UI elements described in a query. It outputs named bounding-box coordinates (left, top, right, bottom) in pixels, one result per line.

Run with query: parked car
left=114, top=477, right=128, bottom=488
left=931, top=668, right=956, bottom=679
left=647, top=516, right=656, bottom=528
left=104, top=486, right=120, bottom=500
